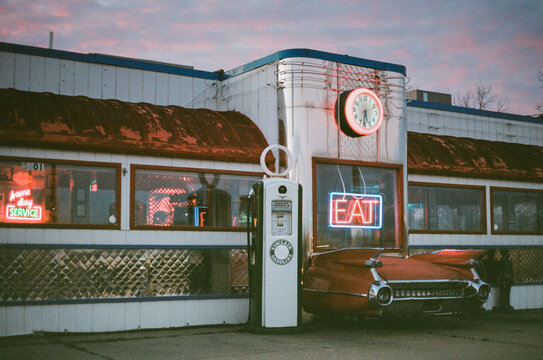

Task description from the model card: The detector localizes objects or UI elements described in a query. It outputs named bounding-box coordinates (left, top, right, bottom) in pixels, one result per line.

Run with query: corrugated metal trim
left=407, top=100, right=543, bottom=125
left=0, top=42, right=220, bottom=80
left=407, top=132, right=543, bottom=182
left=226, top=48, right=406, bottom=77
left=0, top=88, right=269, bottom=163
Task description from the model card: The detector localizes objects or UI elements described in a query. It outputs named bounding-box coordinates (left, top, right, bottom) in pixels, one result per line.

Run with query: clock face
left=335, top=88, right=384, bottom=137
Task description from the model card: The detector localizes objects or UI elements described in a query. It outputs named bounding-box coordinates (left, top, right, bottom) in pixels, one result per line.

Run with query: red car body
left=303, top=248, right=490, bottom=316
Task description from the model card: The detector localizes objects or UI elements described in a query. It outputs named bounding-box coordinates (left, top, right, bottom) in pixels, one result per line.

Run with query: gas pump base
left=244, top=324, right=303, bottom=335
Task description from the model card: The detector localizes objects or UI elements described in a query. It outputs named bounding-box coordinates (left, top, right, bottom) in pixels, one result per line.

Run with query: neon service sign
left=329, top=192, right=382, bottom=229
left=6, top=189, right=42, bottom=221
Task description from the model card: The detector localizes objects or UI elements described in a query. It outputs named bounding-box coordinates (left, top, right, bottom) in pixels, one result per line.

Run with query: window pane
left=408, top=185, right=484, bottom=232
left=133, top=168, right=259, bottom=229
left=0, top=160, right=118, bottom=226
left=492, top=190, right=543, bottom=234
left=315, top=162, right=399, bottom=250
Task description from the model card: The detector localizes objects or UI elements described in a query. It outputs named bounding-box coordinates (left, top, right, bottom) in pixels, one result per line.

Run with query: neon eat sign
left=329, top=192, right=382, bottom=229
left=6, top=189, right=42, bottom=221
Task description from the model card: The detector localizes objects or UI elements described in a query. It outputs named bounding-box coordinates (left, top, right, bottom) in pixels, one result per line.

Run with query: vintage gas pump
left=247, top=145, right=302, bottom=331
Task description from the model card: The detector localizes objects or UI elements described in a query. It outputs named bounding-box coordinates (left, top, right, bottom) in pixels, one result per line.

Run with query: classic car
left=302, top=248, right=490, bottom=316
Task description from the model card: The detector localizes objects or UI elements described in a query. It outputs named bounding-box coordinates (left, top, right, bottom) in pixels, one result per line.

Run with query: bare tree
left=537, top=70, right=543, bottom=118
left=454, top=80, right=508, bottom=112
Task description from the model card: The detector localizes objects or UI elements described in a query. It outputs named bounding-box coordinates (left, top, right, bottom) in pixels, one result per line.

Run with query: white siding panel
left=184, top=301, right=199, bottom=326
left=0, top=229, right=7, bottom=244
left=192, top=78, right=206, bottom=108
left=0, top=51, right=15, bottom=88
left=41, top=305, right=60, bottom=332
left=29, top=55, right=45, bottom=92
left=142, top=70, right=156, bottom=103
left=24, top=306, right=42, bottom=334
left=155, top=301, right=172, bottom=329
left=14, top=53, right=30, bottom=91
left=212, top=299, right=227, bottom=324
left=169, top=301, right=185, bottom=328
left=73, top=61, right=89, bottom=96
left=167, top=74, right=181, bottom=106
left=108, top=303, right=126, bottom=332
left=0, top=307, right=6, bottom=336
left=239, top=299, right=249, bottom=322
left=125, top=302, right=142, bottom=331
left=129, top=68, right=143, bottom=103
left=75, top=304, right=94, bottom=332
left=141, top=302, right=158, bottom=329
left=155, top=72, right=168, bottom=105
left=58, top=305, right=77, bottom=332
left=199, top=300, right=214, bottom=325
left=101, top=65, right=116, bottom=99
left=180, top=76, right=193, bottom=107
left=115, top=67, right=130, bottom=101
left=92, top=303, right=109, bottom=332
left=535, top=285, right=543, bottom=308
left=7, top=228, right=26, bottom=244
left=59, top=60, right=74, bottom=95
left=226, top=299, right=242, bottom=324
left=88, top=64, right=102, bottom=99
left=25, top=228, right=44, bottom=245
left=6, top=307, right=25, bottom=336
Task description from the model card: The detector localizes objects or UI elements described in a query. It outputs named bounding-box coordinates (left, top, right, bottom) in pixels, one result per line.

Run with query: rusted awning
left=408, top=131, right=543, bottom=182
left=0, top=88, right=268, bottom=163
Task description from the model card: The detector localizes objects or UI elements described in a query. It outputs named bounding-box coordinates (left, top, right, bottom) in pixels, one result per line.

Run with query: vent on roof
left=407, top=90, right=451, bottom=105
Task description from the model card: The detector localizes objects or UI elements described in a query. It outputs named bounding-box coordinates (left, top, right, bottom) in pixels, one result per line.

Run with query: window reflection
left=0, top=159, right=118, bottom=226
left=408, top=185, right=484, bottom=232
left=315, top=162, right=400, bottom=250
left=133, top=168, right=259, bottom=229
left=492, top=189, right=543, bottom=234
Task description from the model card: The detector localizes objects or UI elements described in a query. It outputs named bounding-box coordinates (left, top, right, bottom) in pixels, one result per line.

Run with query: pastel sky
left=1, top=0, right=542, bottom=115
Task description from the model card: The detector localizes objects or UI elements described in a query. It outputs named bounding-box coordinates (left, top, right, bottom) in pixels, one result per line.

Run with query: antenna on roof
left=49, top=32, right=54, bottom=49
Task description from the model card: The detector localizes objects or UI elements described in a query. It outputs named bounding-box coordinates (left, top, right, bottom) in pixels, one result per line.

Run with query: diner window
left=313, top=159, right=402, bottom=251
left=0, top=158, right=120, bottom=227
left=492, top=188, right=543, bottom=234
left=132, top=166, right=260, bottom=230
left=408, top=184, right=485, bottom=233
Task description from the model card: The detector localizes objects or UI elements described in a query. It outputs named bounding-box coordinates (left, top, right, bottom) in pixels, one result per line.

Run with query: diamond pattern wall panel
left=0, top=247, right=249, bottom=304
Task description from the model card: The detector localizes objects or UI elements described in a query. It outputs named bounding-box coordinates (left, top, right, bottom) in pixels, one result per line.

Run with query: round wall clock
left=335, top=88, right=384, bottom=137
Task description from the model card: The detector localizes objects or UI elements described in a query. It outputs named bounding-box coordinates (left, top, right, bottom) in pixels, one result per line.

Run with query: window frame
left=407, top=182, right=487, bottom=235
left=0, top=156, right=121, bottom=230
left=130, top=164, right=263, bottom=232
left=490, top=186, right=543, bottom=235
left=312, top=157, right=405, bottom=253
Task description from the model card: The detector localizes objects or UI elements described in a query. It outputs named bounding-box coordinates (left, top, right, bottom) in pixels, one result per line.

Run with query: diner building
left=1, top=42, right=542, bottom=336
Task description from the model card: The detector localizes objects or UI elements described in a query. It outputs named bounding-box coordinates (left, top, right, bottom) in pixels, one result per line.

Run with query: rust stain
left=408, top=131, right=543, bottom=182
left=0, top=88, right=269, bottom=163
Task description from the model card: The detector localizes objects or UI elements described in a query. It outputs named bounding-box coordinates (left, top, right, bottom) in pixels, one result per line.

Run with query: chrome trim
left=368, top=282, right=393, bottom=307
left=303, top=288, right=368, bottom=298
left=370, top=268, right=382, bottom=282
left=392, top=296, right=465, bottom=301
left=312, top=247, right=382, bottom=257
left=386, top=279, right=469, bottom=284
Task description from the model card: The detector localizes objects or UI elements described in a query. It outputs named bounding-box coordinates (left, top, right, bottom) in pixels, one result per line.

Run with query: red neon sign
left=329, top=192, right=382, bottom=229
left=5, top=189, right=43, bottom=221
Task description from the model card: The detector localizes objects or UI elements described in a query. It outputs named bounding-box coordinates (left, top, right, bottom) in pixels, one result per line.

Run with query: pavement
left=1, top=309, right=543, bottom=360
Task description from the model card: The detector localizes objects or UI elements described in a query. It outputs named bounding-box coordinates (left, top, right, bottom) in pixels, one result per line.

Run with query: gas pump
left=247, top=145, right=302, bottom=331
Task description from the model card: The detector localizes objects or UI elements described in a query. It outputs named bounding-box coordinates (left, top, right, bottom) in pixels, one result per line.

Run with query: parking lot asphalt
left=1, top=309, right=542, bottom=360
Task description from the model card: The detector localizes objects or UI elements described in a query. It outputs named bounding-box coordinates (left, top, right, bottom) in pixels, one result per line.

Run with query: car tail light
left=369, top=282, right=393, bottom=307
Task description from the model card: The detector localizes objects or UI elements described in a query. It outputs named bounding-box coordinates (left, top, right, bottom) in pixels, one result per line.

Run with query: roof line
left=407, top=99, right=542, bottom=125
left=225, top=48, right=406, bottom=77
left=0, top=42, right=220, bottom=80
